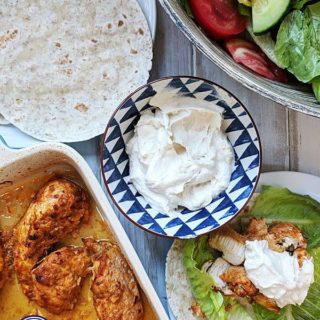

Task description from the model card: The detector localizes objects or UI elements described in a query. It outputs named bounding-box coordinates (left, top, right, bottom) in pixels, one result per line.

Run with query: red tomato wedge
left=189, top=0, right=247, bottom=39
left=225, top=38, right=288, bottom=83
left=266, top=59, right=289, bottom=84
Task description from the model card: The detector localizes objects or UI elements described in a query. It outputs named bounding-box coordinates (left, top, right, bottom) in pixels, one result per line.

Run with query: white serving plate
left=167, top=170, right=320, bottom=319
left=0, top=142, right=169, bottom=320
left=0, top=0, right=157, bottom=149
left=257, top=171, right=320, bottom=202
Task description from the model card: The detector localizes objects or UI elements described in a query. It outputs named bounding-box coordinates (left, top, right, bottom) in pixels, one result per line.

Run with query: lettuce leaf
left=183, top=236, right=226, bottom=319
left=226, top=299, right=254, bottom=320
left=249, top=186, right=320, bottom=248
left=191, top=235, right=214, bottom=269
left=312, top=76, right=320, bottom=102
left=179, top=0, right=194, bottom=18
left=292, top=0, right=315, bottom=10
left=183, top=237, right=254, bottom=320
left=275, top=3, right=320, bottom=83
left=290, top=247, right=320, bottom=319
left=253, top=304, right=287, bottom=320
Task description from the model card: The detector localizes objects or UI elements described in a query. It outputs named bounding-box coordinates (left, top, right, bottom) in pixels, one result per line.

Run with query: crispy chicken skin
left=245, top=218, right=268, bottom=241
left=0, top=233, right=8, bottom=289
left=219, top=264, right=279, bottom=313
left=268, top=222, right=307, bottom=252
left=13, top=178, right=90, bottom=299
left=31, top=246, right=91, bottom=314
left=220, top=266, right=258, bottom=297
left=245, top=219, right=307, bottom=253
left=253, top=294, right=280, bottom=314
left=294, top=247, right=310, bottom=267
left=83, top=238, right=144, bottom=320
left=190, top=301, right=205, bottom=318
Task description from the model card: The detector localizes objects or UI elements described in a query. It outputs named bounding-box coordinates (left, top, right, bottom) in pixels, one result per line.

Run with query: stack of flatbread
left=0, top=0, right=152, bottom=142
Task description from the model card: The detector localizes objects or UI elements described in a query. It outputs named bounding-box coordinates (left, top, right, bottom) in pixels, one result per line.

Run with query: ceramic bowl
left=101, top=76, right=262, bottom=238
left=159, top=0, right=320, bottom=117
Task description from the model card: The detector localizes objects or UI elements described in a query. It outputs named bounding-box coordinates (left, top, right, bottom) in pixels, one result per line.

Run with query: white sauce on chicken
left=244, top=240, right=314, bottom=308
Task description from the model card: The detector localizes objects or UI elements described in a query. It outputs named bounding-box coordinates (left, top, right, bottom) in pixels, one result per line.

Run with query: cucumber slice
left=252, top=0, right=290, bottom=34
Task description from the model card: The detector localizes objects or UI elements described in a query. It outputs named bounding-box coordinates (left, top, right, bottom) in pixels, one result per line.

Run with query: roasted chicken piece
left=245, top=218, right=268, bottom=241
left=190, top=301, right=205, bottom=318
left=30, top=246, right=91, bottom=314
left=245, top=218, right=307, bottom=254
left=220, top=266, right=258, bottom=297
left=2, top=230, right=14, bottom=274
left=294, top=247, right=310, bottom=267
left=208, top=226, right=246, bottom=265
left=0, top=233, right=8, bottom=289
left=202, top=258, right=233, bottom=295
left=13, top=178, right=90, bottom=302
left=83, top=238, right=144, bottom=320
left=253, top=293, right=280, bottom=314
left=268, top=222, right=307, bottom=253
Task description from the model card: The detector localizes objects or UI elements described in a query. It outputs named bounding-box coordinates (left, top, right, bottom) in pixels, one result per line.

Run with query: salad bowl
left=101, top=76, right=262, bottom=239
left=159, top=0, right=320, bottom=117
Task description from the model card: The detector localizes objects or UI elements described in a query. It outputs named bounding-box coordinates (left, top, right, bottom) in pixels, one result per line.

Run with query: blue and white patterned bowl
left=101, top=76, right=261, bottom=238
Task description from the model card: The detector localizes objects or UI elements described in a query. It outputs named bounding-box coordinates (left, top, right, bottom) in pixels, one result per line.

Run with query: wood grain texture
left=194, top=52, right=290, bottom=172
left=289, top=110, right=320, bottom=176
left=150, top=3, right=193, bottom=79
left=102, top=3, right=194, bottom=312
left=70, top=3, right=320, bottom=318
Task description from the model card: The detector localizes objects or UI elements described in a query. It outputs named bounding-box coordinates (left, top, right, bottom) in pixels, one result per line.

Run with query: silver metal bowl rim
left=159, top=0, right=320, bottom=118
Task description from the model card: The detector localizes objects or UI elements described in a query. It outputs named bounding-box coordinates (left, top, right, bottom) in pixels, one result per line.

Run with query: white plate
left=167, top=170, right=320, bottom=319
left=258, top=171, right=320, bottom=202
left=0, top=0, right=156, bottom=149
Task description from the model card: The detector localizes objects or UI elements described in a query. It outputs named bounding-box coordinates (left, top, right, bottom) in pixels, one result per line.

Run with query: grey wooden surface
left=72, top=2, right=320, bottom=315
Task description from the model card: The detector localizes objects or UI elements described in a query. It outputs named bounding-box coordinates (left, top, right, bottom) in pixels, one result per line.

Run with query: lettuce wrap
left=173, top=186, right=320, bottom=319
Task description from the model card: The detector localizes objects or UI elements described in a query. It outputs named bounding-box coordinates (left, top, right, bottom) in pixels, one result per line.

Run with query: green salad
left=237, top=1, right=320, bottom=102
left=181, top=186, right=320, bottom=319
left=179, top=0, right=320, bottom=102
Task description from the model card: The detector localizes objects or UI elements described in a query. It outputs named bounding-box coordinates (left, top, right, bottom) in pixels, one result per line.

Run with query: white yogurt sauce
left=244, top=240, right=314, bottom=308
left=126, top=92, right=234, bottom=215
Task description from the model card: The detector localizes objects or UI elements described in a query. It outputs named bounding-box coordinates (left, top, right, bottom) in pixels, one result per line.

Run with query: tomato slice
left=225, top=38, right=288, bottom=83
left=266, top=59, right=289, bottom=84
left=189, top=0, right=247, bottom=39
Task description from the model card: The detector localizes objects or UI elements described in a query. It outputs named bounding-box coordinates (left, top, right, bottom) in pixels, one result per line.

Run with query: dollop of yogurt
left=126, top=92, right=234, bottom=215
left=244, top=240, right=314, bottom=308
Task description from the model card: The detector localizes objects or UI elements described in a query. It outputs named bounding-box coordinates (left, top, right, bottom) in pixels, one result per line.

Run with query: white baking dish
left=0, top=142, right=169, bottom=320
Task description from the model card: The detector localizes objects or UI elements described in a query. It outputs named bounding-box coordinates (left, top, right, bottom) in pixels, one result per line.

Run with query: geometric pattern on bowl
left=102, top=76, right=261, bottom=238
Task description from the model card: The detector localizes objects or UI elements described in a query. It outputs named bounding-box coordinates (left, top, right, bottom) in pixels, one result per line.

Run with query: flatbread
left=166, top=240, right=201, bottom=320
left=0, top=0, right=152, bottom=142
left=0, top=114, right=9, bottom=125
